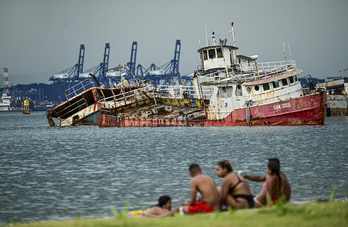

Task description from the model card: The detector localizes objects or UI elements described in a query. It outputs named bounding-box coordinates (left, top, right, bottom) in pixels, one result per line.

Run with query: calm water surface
left=0, top=112, right=347, bottom=223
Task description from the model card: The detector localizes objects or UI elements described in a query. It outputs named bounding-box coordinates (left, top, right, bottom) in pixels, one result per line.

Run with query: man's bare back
left=181, top=164, right=220, bottom=214
left=190, top=174, right=219, bottom=210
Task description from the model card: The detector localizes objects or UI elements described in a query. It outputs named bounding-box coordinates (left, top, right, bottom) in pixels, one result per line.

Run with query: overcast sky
left=0, top=0, right=347, bottom=86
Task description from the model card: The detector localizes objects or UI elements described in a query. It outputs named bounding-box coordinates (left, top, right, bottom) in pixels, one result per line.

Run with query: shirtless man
left=243, top=158, right=291, bottom=207
left=181, top=164, right=219, bottom=213
left=128, top=195, right=178, bottom=217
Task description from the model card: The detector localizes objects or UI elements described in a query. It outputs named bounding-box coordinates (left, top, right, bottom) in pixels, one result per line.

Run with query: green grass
left=6, top=201, right=348, bottom=227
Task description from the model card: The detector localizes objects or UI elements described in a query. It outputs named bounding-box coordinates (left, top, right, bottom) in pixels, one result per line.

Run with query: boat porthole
left=247, top=87, right=251, bottom=93
left=255, top=85, right=260, bottom=91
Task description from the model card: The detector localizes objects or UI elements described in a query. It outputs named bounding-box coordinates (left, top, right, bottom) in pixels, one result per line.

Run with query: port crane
left=135, top=40, right=182, bottom=85
left=49, top=44, right=85, bottom=101
left=127, top=41, right=137, bottom=77
left=79, top=43, right=110, bottom=86
left=49, top=44, right=85, bottom=84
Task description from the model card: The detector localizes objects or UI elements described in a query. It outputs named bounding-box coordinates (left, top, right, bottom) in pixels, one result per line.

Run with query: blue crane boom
left=79, top=43, right=110, bottom=86
left=134, top=40, right=181, bottom=85
left=49, top=44, right=85, bottom=84
left=127, top=41, right=137, bottom=77
left=76, top=44, right=85, bottom=78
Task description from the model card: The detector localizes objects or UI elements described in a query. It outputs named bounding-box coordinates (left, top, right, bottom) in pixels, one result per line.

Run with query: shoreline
left=4, top=201, right=348, bottom=227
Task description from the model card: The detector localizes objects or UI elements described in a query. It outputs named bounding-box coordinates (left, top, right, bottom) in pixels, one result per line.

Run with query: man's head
left=189, top=163, right=202, bottom=177
left=216, top=160, right=233, bottom=178
left=158, top=195, right=172, bottom=210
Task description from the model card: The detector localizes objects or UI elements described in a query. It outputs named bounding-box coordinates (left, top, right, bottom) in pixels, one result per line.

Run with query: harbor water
left=0, top=112, right=347, bottom=224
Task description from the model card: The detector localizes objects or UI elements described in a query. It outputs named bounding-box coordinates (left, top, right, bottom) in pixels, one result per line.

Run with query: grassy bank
left=7, top=201, right=348, bottom=227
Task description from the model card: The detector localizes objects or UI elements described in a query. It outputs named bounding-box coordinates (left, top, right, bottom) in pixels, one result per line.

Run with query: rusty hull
left=98, top=92, right=326, bottom=127
left=46, top=85, right=141, bottom=126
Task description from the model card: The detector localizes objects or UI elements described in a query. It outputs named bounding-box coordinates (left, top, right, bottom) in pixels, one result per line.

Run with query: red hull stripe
left=98, top=92, right=326, bottom=127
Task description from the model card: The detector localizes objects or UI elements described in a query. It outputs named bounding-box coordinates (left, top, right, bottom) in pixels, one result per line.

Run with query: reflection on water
left=0, top=112, right=347, bottom=223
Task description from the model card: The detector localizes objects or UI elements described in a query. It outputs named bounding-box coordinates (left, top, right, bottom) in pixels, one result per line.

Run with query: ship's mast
left=283, top=42, right=288, bottom=66
left=230, top=22, right=236, bottom=47
left=287, top=41, right=293, bottom=64
left=212, top=31, right=216, bottom=46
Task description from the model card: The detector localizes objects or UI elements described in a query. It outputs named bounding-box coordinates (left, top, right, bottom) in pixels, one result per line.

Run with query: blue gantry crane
left=127, top=41, right=137, bottom=77
left=135, top=40, right=182, bottom=85
left=49, top=40, right=188, bottom=101
left=80, top=43, right=110, bottom=86
left=49, top=44, right=85, bottom=84
left=49, top=44, right=85, bottom=101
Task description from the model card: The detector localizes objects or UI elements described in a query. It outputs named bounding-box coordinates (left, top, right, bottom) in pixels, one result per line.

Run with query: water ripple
left=0, top=112, right=347, bottom=224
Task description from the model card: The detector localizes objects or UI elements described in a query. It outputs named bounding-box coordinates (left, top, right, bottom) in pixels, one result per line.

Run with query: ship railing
left=98, top=85, right=156, bottom=109
left=64, top=79, right=95, bottom=100
left=156, top=85, right=213, bottom=100
left=99, top=84, right=214, bottom=109
left=250, top=60, right=296, bottom=72
left=199, top=60, right=297, bottom=84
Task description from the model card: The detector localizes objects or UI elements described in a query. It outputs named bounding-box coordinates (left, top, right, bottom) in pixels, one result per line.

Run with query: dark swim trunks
left=234, top=195, right=255, bottom=208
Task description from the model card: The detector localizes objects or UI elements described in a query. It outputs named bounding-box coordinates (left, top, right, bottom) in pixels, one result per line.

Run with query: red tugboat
left=98, top=23, right=326, bottom=127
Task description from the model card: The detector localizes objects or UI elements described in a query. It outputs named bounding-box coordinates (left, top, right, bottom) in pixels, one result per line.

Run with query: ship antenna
left=230, top=22, right=236, bottom=47
left=283, top=42, right=288, bottom=66
left=205, top=22, right=208, bottom=46
left=202, top=0, right=208, bottom=46
left=212, top=31, right=216, bottom=45
left=287, top=41, right=293, bottom=66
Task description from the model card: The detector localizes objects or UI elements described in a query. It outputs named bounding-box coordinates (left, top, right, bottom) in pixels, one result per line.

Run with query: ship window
left=289, top=76, right=294, bottom=84
left=263, top=83, right=270, bottom=91
left=295, top=75, right=297, bottom=81
left=246, top=87, right=252, bottom=93
left=209, top=49, right=216, bottom=59
left=200, top=53, right=204, bottom=68
left=230, top=53, right=233, bottom=65
left=218, top=86, right=233, bottom=98
left=217, top=48, right=223, bottom=58
left=272, top=81, right=280, bottom=89
left=282, top=78, right=288, bottom=86
left=203, top=51, right=208, bottom=60
left=236, top=85, right=243, bottom=96
left=254, top=85, right=260, bottom=91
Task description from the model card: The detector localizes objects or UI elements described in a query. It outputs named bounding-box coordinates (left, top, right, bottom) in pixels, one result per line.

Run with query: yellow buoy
left=23, top=99, right=31, bottom=114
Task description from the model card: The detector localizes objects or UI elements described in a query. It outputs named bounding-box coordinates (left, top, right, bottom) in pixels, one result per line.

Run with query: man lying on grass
left=128, top=195, right=179, bottom=217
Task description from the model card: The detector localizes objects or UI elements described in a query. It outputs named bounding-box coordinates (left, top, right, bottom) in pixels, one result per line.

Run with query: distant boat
left=0, top=66, right=11, bottom=112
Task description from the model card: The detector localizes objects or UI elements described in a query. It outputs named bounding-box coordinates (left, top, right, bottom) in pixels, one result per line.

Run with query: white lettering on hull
left=273, top=102, right=291, bottom=111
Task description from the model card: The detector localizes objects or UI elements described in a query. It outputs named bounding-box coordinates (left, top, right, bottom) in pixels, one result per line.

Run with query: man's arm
left=244, top=175, right=266, bottom=182
left=189, top=180, right=197, bottom=206
left=143, top=207, right=178, bottom=217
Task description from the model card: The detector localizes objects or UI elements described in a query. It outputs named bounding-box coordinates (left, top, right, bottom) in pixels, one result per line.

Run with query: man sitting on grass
left=180, top=164, right=219, bottom=214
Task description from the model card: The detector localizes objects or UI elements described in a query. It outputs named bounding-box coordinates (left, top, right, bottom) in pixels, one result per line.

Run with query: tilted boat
left=103, top=24, right=328, bottom=127
left=46, top=66, right=147, bottom=126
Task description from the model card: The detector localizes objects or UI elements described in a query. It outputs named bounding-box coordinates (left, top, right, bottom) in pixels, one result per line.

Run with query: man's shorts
left=188, top=202, right=214, bottom=213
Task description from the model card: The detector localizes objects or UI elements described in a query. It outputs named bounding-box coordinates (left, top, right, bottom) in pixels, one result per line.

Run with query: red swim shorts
left=188, top=202, right=214, bottom=213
